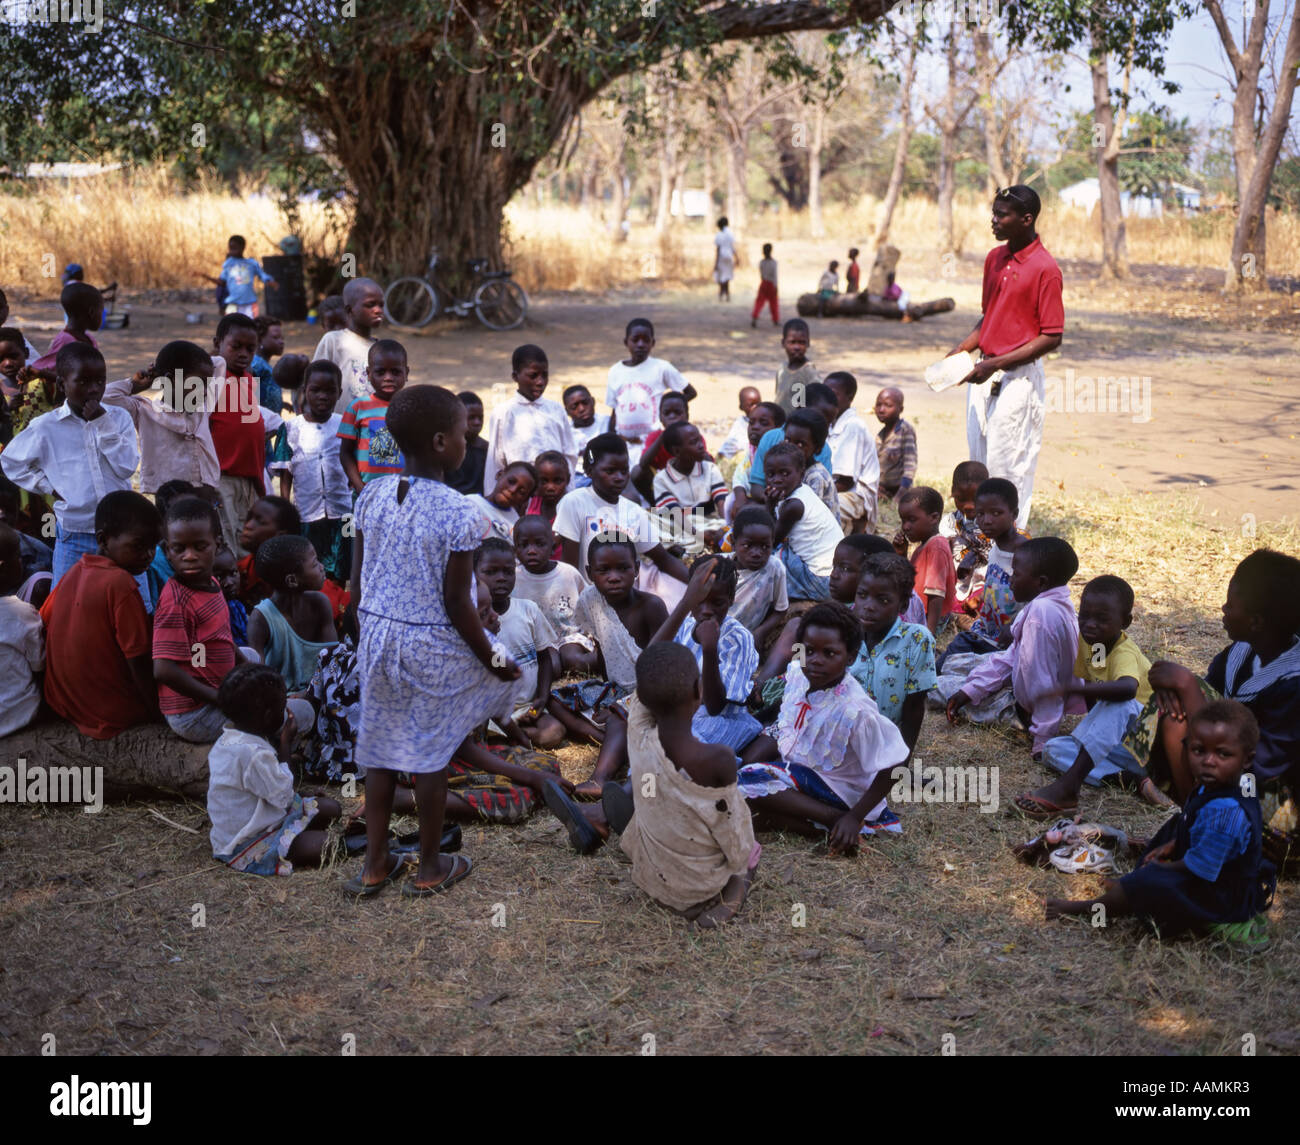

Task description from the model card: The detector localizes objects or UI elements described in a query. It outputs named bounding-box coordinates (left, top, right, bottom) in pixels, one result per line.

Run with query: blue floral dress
left=354, top=476, right=515, bottom=774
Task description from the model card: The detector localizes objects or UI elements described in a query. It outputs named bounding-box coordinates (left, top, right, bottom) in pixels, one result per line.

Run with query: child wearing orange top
left=893, top=486, right=956, bottom=635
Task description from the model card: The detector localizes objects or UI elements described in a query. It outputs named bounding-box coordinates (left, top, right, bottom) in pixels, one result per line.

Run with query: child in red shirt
left=894, top=486, right=957, bottom=635
left=40, top=491, right=161, bottom=738
left=210, top=313, right=280, bottom=556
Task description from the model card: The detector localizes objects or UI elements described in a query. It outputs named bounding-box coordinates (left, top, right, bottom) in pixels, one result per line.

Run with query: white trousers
left=965, top=359, right=1045, bottom=529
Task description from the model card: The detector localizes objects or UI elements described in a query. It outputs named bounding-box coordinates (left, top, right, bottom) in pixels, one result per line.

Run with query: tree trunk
left=609, top=159, right=628, bottom=242
left=1091, top=26, right=1128, bottom=279
left=796, top=291, right=955, bottom=319
left=975, top=31, right=1008, bottom=194
left=655, top=131, right=675, bottom=235
left=874, top=30, right=918, bottom=249
left=726, top=134, right=749, bottom=234
left=809, top=103, right=825, bottom=238
left=937, top=129, right=956, bottom=255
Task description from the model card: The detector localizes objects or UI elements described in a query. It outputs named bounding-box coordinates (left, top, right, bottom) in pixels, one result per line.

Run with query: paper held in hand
left=925, top=352, right=974, bottom=392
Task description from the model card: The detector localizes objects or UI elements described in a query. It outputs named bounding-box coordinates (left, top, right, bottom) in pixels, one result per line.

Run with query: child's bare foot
left=572, top=779, right=604, bottom=801
left=1137, top=777, right=1177, bottom=809
left=1044, top=897, right=1089, bottom=920
left=696, top=870, right=754, bottom=929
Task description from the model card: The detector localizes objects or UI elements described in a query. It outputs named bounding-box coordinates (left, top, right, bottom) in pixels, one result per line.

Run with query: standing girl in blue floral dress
left=344, top=386, right=520, bottom=897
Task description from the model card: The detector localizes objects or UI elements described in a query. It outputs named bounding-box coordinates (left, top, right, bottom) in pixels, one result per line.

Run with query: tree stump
left=795, top=293, right=955, bottom=320
left=1, top=720, right=211, bottom=801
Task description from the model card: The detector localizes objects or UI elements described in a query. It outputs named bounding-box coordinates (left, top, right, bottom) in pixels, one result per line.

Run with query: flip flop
left=543, top=779, right=603, bottom=854
left=341, top=853, right=407, bottom=897
left=601, top=781, right=635, bottom=836
left=400, top=853, right=474, bottom=897
left=1012, top=792, right=1078, bottom=821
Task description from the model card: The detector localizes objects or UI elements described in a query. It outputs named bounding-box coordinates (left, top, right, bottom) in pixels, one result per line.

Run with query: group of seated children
left=0, top=289, right=1293, bottom=943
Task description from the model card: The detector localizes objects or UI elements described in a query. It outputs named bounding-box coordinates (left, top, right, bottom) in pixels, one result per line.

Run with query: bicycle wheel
left=383, top=277, right=438, bottom=327
left=473, top=279, right=529, bottom=331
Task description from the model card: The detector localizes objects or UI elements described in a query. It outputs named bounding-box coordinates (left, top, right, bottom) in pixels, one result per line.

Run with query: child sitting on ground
left=247, top=535, right=338, bottom=693
left=554, top=433, right=689, bottom=596
left=1, top=343, right=141, bottom=593
left=311, top=277, right=384, bottom=413
left=1012, top=574, right=1152, bottom=818
left=153, top=496, right=259, bottom=743
left=562, top=384, right=610, bottom=465
left=513, top=515, right=593, bottom=675
left=616, top=642, right=762, bottom=928
left=0, top=523, right=44, bottom=737
left=717, top=386, right=762, bottom=461
left=213, top=544, right=248, bottom=645
left=937, top=477, right=1027, bottom=668
left=739, top=602, right=910, bottom=852
left=873, top=386, right=918, bottom=505
left=344, top=385, right=521, bottom=897
left=783, top=407, right=841, bottom=525
left=207, top=664, right=341, bottom=877
left=483, top=344, right=579, bottom=492
left=470, top=460, right=537, bottom=542
left=475, top=536, right=565, bottom=748
left=850, top=552, right=936, bottom=755
left=893, top=485, right=957, bottom=635
left=570, top=533, right=670, bottom=798
left=648, top=556, right=762, bottom=758
left=447, top=391, right=488, bottom=497
left=276, top=360, right=352, bottom=585
left=525, top=450, right=570, bottom=551
left=237, top=495, right=301, bottom=606
left=30, top=282, right=102, bottom=372
left=823, top=372, right=880, bottom=534
left=765, top=441, right=841, bottom=602
left=652, top=422, right=727, bottom=555
left=606, top=317, right=696, bottom=466
left=728, top=506, right=789, bottom=647
left=633, top=390, right=705, bottom=503
left=1100, top=549, right=1300, bottom=808
left=1046, top=700, right=1275, bottom=942
left=943, top=537, right=1082, bottom=759
left=728, top=400, right=784, bottom=520
left=940, top=460, right=992, bottom=612
left=774, top=318, right=818, bottom=416
left=338, top=338, right=408, bottom=492
left=39, top=491, right=161, bottom=739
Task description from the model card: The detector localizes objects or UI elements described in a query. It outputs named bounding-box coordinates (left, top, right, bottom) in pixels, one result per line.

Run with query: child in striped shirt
left=339, top=340, right=408, bottom=490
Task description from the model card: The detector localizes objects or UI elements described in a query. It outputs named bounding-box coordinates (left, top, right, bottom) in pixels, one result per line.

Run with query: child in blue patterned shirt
left=850, top=553, right=935, bottom=754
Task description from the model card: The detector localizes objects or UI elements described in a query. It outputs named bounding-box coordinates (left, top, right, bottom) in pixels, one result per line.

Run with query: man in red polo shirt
left=948, top=186, right=1064, bottom=528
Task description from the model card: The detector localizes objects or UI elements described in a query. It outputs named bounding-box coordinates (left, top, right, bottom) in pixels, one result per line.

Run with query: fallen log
left=0, top=719, right=210, bottom=801
left=796, top=292, right=956, bottom=320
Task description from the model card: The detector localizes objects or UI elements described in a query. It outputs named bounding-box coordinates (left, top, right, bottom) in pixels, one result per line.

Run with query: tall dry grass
left=3, top=170, right=1298, bottom=298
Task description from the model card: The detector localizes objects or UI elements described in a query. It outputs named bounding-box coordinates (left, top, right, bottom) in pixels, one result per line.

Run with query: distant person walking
left=713, top=217, right=736, bottom=302
left=948, top=185, right=1063, bottom=528
left=751, top=243, right=779, bottom=327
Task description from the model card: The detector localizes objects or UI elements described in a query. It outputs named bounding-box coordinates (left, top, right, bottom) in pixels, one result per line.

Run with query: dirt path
left=11, top=263, right=1299, bottom=523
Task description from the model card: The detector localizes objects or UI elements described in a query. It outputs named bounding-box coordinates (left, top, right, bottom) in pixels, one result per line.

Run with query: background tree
left=2, top=0, right=900, bottom=281
left=1204, top=0, right=1300, bottom=290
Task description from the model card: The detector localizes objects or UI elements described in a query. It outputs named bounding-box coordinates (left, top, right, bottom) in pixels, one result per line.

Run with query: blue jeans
left=54, top=524, right=153, bottom=612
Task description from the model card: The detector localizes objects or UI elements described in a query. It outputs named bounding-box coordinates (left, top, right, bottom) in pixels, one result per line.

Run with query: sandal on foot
left=1012, top=792, right=1078, bottom=821
left=342, top=854, right=407, bottom=897
left=543, top=780, right=603, bottom=855
left=602, top=781, right=635, bottom=835
left=400, top=853, right=473, bottom=897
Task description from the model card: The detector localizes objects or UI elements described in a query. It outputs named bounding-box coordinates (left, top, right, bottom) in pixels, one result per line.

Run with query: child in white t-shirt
left=605, top=317, right=696, bottom=464
left=651, top=422, right=727, bottom=556
left=766, top=441, right=840, bottom=602
left=469, top=461, right=537, bottom=542
left=310, top=278, right=383, bottom=413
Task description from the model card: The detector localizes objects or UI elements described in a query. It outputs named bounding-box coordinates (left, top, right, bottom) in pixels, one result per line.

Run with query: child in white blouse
left=739, top=602, right=909, bottom=854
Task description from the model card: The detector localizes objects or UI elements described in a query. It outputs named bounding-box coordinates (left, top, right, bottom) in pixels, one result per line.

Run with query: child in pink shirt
left=945, top=537, right=1083, bottom=757
left=893, top=486, right=956, bottom=635
left=31, top=283, right=102, bottom=372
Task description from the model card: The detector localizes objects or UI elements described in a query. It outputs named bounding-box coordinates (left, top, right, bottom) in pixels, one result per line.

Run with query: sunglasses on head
left=995, top=187, right=1034, bottom=211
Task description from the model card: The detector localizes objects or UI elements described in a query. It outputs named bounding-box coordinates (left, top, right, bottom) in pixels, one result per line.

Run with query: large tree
left=3, top=1, right=897, bottom=281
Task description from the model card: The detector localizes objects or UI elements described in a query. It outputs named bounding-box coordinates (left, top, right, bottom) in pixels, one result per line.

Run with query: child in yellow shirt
left=1014, top=575, right=1153, bottom=817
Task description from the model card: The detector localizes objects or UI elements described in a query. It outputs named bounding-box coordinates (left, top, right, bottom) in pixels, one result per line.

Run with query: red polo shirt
left=978, top=237, right=1064, bottom=357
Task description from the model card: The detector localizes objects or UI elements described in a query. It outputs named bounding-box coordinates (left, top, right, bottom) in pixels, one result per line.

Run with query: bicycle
left=383, top=252, right=529, bottom=331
